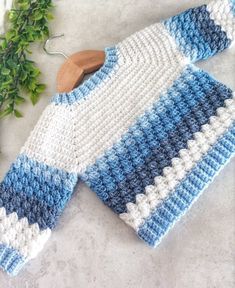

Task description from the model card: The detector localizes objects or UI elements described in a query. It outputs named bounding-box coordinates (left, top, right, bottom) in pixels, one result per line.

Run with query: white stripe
left=21, top=103, right=78, bottom=173
left=120, top=95, right=235, bottom=231
left=117, top=22, right=186, bottom=65
left=0, top=207, right=51, bottom=259
left=73, top=23, right=187, bottom=172
left=207, top=0, right=235, bottom=41
left=20, top=23, right=187, bottom=174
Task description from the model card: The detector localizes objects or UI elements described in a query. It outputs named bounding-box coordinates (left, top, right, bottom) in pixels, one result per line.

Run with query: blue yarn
left=98, top=91, right=231, bottom=213
left=164, top=6, right=211, bottom=61
left=0, top=2, right=234, bottom=275
left=2, top=154, right=78, bottom=208
left=81, top=66, right=205, bottom=189
left=164, top=5, right=231, bottom=62
left=0, top=154, right=78, bottom=230
left=137, top=123, right=235, bottom=247
left=0, top=243, right=26, bottom=276
left=52, top=47, right=118, bottom=105
left=80, top=67, right=233, bottom=214
left=0, top=183, right=59, bottom=230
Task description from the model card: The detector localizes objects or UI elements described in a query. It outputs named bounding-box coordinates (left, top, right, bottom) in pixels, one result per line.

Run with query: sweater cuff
left=0, top=244, right=27, bottom=276
left=0, top=205, right=51, bottom=276
left=207, top=0, right=235, bottom=42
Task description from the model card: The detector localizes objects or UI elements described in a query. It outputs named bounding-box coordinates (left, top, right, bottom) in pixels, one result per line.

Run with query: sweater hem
left=137, top=124, right=235, bottom=247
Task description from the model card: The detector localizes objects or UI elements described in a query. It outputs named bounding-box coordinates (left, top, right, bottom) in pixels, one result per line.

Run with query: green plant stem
left=0, top=0, right=54, bottom=118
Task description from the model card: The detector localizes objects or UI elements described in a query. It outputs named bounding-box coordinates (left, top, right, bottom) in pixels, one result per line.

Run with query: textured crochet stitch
left=0, top=0, right=235, bottom=276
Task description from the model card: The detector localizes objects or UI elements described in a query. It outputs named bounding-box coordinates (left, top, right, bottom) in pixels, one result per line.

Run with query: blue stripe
left=81, top=66, right=209, bottom=191
left=164, top=5, right=231, bottom=62
left=101, top=83, right=232, bottom=213
left=0, top=154, right=78, bottom=230
left=3, top=154, right=78, bottom=208
left=0, top=243, right=26, bottom=276
left=137, top=123, right=235, bottom=247
left=80, top=67, right=233, bottom=214
left=0, top=183, right=60, bottom=230
left=52, top=47, right=118, bottom=105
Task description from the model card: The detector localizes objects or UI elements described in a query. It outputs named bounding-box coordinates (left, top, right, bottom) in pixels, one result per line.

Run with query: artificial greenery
left=0, top=0, right=53, bottom=118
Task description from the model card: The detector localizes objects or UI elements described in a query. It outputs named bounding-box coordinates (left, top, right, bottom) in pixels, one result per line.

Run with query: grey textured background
left=0, top=1, right=234, bottom=287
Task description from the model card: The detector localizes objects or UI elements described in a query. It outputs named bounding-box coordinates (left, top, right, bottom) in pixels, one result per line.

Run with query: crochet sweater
left=0, top=0, right=235, bottom=276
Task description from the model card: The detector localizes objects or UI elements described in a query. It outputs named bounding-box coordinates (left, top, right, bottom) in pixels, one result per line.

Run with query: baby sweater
left=0, top=0, right=235, bottom=276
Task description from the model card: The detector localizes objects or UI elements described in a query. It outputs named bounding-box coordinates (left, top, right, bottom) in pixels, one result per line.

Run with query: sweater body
left=0, top=0, right=235, bottom=275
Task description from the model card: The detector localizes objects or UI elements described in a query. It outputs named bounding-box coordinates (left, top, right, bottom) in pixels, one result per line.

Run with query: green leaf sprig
left=0, top=0, right=54, bottom=118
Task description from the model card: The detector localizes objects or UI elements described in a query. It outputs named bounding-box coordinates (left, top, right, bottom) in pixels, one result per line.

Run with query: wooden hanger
left=43, top=34, right=105, bottom=93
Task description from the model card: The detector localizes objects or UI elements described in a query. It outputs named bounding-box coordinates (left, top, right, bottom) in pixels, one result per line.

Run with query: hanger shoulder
left=70, top=50, right=105, bottom=73
left=56, top=50, right=105, bottom=93
left=56, top=58, right=84, bottom=93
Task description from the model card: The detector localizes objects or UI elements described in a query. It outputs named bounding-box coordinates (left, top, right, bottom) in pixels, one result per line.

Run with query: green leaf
left=1, top=76, right=13, bottom=86
left=1, top=67, right=11, bottom=75
left=15, top=96, right=25, bottom=105
left=0, top=0, right=54, bottom=120
left=46, top=12, right=54, bottom=20
left=28, top=80, right=37, bottom=90
left=19, top=2, right=30, bottom=10
left=7, top=59, right=18, bottom=69
left=20, top=69, right=28, bottom=82
left=14, top=109, right=23, bottom=118
left=8, top=11, right=17, bottom=21
left=30, top=92, right=40, bottom=105
left=5, top=30, right=15, bottom=41
left=0, top=108, right=12, bottom=118
left=36, top=83, right=46, bottom=93
left=31, top=66, right=40, bottom=77
left=32, top=11, right=43, bottom=21
left=1, top=40, right=7, bottom=49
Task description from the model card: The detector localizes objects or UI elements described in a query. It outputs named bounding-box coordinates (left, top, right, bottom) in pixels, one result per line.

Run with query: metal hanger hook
left=43, top=34, right=69, bottom=59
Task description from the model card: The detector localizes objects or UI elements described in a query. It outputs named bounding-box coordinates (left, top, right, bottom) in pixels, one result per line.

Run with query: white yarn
left=20, top=23, right=187, bottom=174
left=73, top=23, right=187, bottom=172
left=21, top=103, right=78, bottom=173
left=0, top=207, right=51, bottom=259
left=120, top=95, right=235, bottom=230
left=207, top=0, right=235, bottom=41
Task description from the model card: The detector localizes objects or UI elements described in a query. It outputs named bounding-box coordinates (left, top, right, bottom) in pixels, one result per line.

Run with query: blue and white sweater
left=0, top=0, right=235, bottom=275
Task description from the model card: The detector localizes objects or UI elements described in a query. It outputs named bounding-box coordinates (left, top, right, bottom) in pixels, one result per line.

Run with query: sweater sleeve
left=0, top=102, right=78, bottom=275
left=164, top=0, right=235, bottom=63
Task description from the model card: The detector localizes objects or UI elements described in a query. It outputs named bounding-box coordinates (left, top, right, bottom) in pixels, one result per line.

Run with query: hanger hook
left=43, top=34, right=69, bottom=59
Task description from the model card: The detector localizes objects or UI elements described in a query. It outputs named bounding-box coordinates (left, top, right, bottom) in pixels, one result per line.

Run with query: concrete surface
left=0, top=1, right=234, bottom=287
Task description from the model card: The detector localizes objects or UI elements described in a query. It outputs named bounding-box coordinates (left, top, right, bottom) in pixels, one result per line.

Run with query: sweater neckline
left=52, top=46, right=118, bottom=105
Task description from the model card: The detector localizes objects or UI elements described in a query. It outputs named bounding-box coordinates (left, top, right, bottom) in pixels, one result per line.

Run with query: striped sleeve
left=164, top=0, right=235, bottom=62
